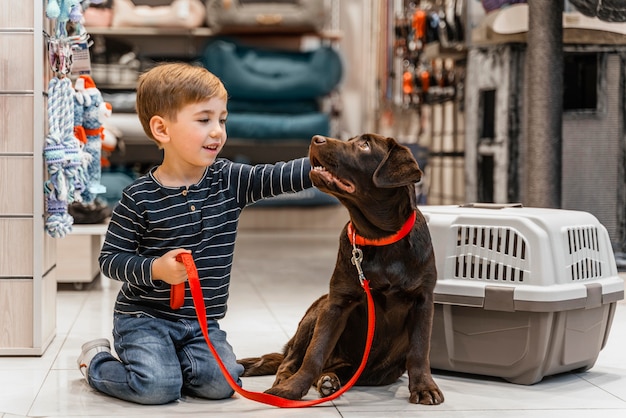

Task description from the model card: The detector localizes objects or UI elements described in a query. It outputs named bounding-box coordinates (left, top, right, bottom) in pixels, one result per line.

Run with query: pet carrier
left=421, top=204, right=624, bottom=384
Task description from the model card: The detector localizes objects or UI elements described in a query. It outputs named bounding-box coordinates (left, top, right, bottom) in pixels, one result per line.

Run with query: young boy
left=77, top=62, right=312, bottom=405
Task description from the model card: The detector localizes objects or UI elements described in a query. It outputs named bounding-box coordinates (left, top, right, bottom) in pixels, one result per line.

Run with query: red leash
left=172, top=252, right=376, bottom=408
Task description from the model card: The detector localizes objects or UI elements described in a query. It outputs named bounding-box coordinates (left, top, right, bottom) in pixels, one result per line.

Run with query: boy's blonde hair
left=135, top=62, right=228, bottom=144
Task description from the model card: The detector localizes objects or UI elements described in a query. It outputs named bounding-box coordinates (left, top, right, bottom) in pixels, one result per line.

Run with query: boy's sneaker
left=77, top=338, right=111, bottom=379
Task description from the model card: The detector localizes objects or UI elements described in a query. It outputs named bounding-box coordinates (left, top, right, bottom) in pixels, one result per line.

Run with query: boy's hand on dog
left=152, top=249, right=192, bottom=285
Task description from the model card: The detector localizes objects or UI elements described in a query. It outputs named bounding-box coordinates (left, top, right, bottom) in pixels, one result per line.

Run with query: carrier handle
left=461, top=203, right=523, bottom=209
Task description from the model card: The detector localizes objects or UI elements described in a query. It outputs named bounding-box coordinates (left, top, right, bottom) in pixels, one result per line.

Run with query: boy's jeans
left=88, top=314, right=244, bottom=405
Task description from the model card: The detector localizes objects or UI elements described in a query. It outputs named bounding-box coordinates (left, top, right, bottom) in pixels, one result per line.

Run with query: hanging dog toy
left=73, top=75, right=107, bottom=203
left=46, top=0, right=83, bottom=38
left=43, top=76, right=83, bottom=238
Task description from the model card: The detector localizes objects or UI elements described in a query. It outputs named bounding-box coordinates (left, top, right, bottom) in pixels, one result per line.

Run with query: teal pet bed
left=201, top=38, right=343, bottom=101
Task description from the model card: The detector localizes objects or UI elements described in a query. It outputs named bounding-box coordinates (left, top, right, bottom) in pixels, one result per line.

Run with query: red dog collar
left=347, top=210, right=417, bottom=246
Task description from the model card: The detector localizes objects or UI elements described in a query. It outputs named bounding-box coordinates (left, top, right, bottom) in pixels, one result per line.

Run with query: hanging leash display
left=172, top=252, right=376, bottom=408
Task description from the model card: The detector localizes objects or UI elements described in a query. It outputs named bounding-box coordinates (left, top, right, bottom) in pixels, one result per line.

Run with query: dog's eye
left=358, top=140, right=370, bottom=151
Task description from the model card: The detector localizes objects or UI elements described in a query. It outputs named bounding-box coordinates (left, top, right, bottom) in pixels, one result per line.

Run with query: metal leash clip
left=351, top=233, right=366, bottom=285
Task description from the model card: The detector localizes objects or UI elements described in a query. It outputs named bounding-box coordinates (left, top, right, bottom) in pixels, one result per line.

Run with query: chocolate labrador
left=238, top=133, right=444, bottom=405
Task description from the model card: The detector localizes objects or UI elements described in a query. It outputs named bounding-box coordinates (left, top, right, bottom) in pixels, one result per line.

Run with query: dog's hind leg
left=238, top=353, right=284, bottom=376
left=266, top=295, right=357, bottom=400
left=272, top=317, right=316, bottom=386
left=271, top=296, right=327, bottom=386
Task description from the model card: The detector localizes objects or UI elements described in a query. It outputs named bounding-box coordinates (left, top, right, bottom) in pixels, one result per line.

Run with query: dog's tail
left=237, top=353, right=284, bottom=377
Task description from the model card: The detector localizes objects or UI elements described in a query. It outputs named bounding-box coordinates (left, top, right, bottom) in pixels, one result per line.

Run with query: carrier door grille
left=453, top=226, right=529, bottom=282
left=565, top=226, right=603, bottom=280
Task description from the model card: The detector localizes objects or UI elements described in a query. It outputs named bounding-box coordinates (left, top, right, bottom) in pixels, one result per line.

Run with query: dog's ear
left=373, top=140, right=423, bottom=188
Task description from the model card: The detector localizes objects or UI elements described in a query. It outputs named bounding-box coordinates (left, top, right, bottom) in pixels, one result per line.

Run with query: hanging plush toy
left=100, top=102, right=121, bottom=167
left=73, top=75, right=107, bottom=204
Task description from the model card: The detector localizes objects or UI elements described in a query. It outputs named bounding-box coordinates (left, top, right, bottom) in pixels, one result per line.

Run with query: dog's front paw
left=409, top=386, right=444, bottom=405
left=315, top=373, right=341, bottom=397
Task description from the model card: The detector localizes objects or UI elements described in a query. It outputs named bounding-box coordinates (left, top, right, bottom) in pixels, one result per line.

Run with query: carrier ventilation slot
left=453, top=226, right=529, bottom=282
left=565, top=226, right=603, bottom=280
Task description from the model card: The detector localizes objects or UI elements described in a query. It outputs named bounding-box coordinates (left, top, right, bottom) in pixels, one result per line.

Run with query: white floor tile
left=0, top=369, right=48, bottom=417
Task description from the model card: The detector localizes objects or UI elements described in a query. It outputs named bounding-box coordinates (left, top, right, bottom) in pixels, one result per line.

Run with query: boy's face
left=159, top=97, right=228, bottom=168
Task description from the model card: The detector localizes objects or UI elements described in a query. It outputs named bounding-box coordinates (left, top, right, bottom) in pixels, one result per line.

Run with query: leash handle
left=176, top=252, right=376, bottom=408
left=170, top=283, right=185, bottom=310
left=170, top=253, right=196, bottom=310
left=170, top=283, right=185, bottom=309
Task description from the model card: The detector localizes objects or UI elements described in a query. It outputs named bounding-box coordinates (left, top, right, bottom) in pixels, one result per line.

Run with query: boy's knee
left=127, top=370, right=182, bottom=405
left=131, top=380, right=181, bottom=405
left=189, top=378, right=237, bottom=400
left=188, top=363, right=243, bottom=400
left=208, top=381, right=237, bottom=400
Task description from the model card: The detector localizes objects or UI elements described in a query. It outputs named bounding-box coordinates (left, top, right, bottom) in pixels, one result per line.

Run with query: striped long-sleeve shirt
left=99, top=157, right=312, bottom=321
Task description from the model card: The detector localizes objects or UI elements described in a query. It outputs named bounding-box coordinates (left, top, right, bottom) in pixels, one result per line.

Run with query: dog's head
left=308, top=133, right=422, bottom=201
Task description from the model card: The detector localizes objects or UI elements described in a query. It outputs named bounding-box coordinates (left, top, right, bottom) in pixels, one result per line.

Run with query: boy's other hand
left=152, top=249, right=192, bottom=285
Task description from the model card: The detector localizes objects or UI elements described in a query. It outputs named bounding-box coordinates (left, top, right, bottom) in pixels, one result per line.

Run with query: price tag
left=71, top=41, right=92, bottom=75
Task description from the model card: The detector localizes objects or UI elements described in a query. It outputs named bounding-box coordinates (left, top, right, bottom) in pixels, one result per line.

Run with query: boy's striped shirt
left=99, top=157, right=312, bottom=321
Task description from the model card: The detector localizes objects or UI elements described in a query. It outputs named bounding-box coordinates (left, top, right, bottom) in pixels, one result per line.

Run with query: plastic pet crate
left=420, top=204, right=624, bottom=384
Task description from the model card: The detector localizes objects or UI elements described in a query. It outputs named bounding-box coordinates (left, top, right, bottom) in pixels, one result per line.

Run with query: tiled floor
left=1, top=230, right=626, bottom=417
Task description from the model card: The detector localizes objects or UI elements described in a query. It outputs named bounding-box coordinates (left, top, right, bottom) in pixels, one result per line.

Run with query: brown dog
left=238, top=133, right=444, bottom=405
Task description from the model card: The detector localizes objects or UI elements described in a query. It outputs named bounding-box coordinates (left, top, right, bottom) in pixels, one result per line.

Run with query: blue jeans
left=88, top=314, right=244, bottom=405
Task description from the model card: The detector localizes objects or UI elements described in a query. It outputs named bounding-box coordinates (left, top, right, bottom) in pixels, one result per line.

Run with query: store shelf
left=86, top=26, right=214, bottom=37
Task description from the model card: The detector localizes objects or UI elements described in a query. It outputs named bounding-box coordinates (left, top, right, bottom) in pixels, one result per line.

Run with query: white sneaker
left=77, top=338, right=111, bottom=379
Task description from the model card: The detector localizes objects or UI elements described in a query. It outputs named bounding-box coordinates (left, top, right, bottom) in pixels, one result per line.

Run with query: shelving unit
left=86, top=24, right=342, bottom=168
left=87, top=26, right=215, bottom=60
left=0, top=1, right=57, bottom=355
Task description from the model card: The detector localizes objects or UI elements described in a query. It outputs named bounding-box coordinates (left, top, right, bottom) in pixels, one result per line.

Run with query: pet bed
left=205, top=0, right=328, bottom=33
left=201, top=38, right=342, bottom=101
left=225, top=112, right=329, bottom=140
